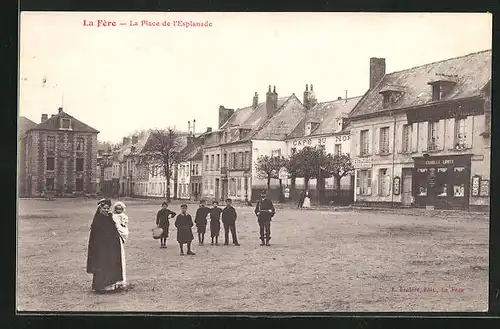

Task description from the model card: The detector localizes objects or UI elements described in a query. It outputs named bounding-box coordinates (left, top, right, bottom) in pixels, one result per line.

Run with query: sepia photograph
left=17, top=12, right=491, bottom=312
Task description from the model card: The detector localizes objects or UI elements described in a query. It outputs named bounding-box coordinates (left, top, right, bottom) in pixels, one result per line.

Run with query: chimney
left=58, top=107, right=63, bottom=114
left=51, top=114, right=56, bottom=118
left=218, top=106, right=234, bottom=128
left=123, top=137, right=127, bottom=145
left=337, top=96, right=342, bottom=100
left=252, top=92, right=259, bottom=109
left=266, top=85, right=278, bottom=118
left=193, top=119, right=196, bottom=134
left=41, top=114, right=48, bottom=122
left=206, top=127, right=212, bottom=132
left=369, top=57, right=386, bottom=89
left=303, top=84, right=310, bottom=109
left=188, top=121, right=191, bottom=134
left=132, top=135, right=138, bottom=144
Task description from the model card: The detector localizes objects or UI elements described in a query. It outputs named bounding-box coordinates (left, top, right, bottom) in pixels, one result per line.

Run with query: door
left=215, top=179, right=220, bottom=201
left=401, top=169, right=412, bottom=206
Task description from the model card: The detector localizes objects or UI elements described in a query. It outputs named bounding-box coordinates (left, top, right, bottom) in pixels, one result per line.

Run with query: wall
left=178, top=160, right=191, bottom=199
left=201, top=145, right=222, bottom=199
left=251, top=140, right=286, bottom=188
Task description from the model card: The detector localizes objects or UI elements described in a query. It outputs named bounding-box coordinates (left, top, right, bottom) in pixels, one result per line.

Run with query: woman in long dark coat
left=175, top=204, right=195, bottom=255
left=87, top=199, right=124, bottom=293
left=156, top=202, right=177, bottom=248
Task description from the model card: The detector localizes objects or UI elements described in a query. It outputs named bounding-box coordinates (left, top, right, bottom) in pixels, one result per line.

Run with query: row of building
left=18, top=49, right=491, bottom=210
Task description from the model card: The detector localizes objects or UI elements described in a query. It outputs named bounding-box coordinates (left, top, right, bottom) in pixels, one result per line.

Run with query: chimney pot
left=41, top=114, right=48, bottom=122
left=310, top=84, right=313, bottom=91
left=306, top=84, right=309, bottom=91
left=193, top=119, right=196, bottom=134
left=369, top=57, right=386, bottom=89
left=188, top=121, right=191, bottom=133
left=58, top=107, right=63, bottom=114
left=338, top=96, right=342, bottom=100
left=273, top=86, right=276, bottom=93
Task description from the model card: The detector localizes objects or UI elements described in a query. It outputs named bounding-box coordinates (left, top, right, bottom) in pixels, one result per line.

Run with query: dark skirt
left=177, top=227, right=194, bottom=244
left=196, top=224, right=207, bottom=234
left=210, top=221, right=220, bottom=237
left=159, top=225, right=169, bottom=238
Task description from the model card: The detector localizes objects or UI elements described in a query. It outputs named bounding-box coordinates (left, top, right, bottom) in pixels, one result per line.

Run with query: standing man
left=222, top=198, right=240, bottom=246
left=298, top=190, right=305, bottom=208
left=255, top=190, right=275, bottom=246
left=194, top=200, right=210, bottom=246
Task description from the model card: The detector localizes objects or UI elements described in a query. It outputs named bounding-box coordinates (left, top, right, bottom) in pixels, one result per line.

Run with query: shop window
left=402, top=125, right=412, bottom=153
left=379, top=127, right=390, bottom=154
left=416, top=168, right=428, bottom=196
left=378, top=168, right=390, bottom=196
left=356, top=169, right=372, bottom=195
left=453, top=167, right=466, bottom=197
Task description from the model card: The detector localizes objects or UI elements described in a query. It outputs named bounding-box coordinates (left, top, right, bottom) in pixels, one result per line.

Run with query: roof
left=287, top=96, right=362, bottom=138
left=349, top=49, right=492, bottom=118
left=141, top=131, right=188, bottom=157
left=221, top=97, right=289, bottom=143
left=28, top=109, right=100, bottom=133
left=18, top=116, right=37, bottom=138
left=251, top=95, right=307, bottom=140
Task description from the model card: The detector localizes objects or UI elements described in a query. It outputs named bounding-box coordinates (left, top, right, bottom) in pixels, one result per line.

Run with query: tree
left=289, top=146, right=326, bottom=190
left=323, top=153, right=354, bottom=191
left=141, top=128, right=183, bottom=202
left=255, top=155, right=287, bottom=189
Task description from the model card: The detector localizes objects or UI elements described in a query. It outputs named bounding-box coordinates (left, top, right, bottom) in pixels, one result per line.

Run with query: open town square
left=17, top=198, right=488, bottom=312
left=18, top=13, right=492, bottom=313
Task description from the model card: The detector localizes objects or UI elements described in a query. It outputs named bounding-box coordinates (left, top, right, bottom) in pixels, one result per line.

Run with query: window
left=210, top=155, right=214, bottom=170
left=360, top=129, right=369, bottom=155
left=291, top=148, right=297, bottom=155
left=455, top=117, right=466, bottom=148
left=271, top=149, right=281, bottom=157
left=382, top=93, right=391, bottom=109
left=237, top=178, right=241, bottom=196
left=379, top=127, right=390, bottom=154
left=356, top=170, right=372, bottom=195
left=46, top=157, right=55, bottom=171
left=428, top=121, right=438, bottom=151
left=205, top=155, right=209, bottom=170
left=318, top=145, right=325, bottom=152
left=216, top=154, right=220, bottom=170
left=402, top=124, right=412, bottom=153
left=432, top=84, right=441, bottom=101
left=76, top=158, right=84, bottom=172
left=334, top=144, right=342, bottom=156
left=60, top=118, right=71, bottom=129
left=75, top=178, right=83, bottom=191
left=244, top=151, right=250, bottom=168
left=223, top=153, right=227, bottom=168
left=46, top=178, right=54, bottom=191
left=378, top=168, right=390, bottom=196
left=76, top=137, right=84, bottom=151
left=47, top=136, right=56, bottom=152
left=196, top=164, right=199, bottom=175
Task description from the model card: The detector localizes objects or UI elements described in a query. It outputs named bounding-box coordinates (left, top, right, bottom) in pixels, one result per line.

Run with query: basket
left=152, top=227, right=164, bottom=239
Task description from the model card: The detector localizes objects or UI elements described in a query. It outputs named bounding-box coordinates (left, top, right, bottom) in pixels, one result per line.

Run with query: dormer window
left=305, top=121, right=320, bottom=136
left=428, top=76, right=457, bottom=101
left=59, top=118, right=72, bottom=130
left=379, top=85, right=405, bottom=109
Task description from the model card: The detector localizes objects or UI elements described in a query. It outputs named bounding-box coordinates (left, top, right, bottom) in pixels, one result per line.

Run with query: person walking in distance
left=255, top=190, right=275, bottom=246
left=194, top=199, right=210, bottom=246
left=209, top=201, right=222, bottom=245
left=222, top=198, right=240, bottom=246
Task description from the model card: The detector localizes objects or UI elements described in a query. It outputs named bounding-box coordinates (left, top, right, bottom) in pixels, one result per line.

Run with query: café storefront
left=413, top=154, right=472, bottom=209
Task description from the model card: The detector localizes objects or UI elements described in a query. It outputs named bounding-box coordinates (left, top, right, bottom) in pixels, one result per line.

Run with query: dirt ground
left=17, top=198, right=489, bottom=312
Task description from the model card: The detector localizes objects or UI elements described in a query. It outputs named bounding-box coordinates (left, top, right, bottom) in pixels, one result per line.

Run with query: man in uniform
left=255, top=190, right=275, bottom=246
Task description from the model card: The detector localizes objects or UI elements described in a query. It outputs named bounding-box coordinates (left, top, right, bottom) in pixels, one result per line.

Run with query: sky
left=19, top=12, right=492, bottom=143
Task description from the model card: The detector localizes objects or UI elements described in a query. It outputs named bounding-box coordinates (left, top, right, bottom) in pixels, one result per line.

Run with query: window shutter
left=466, top=116, right=474, bottom=149
left=444, top=118, right=455, bottom=150
left=411, top=123, right=418, bottom=152
left=437, top=119, right=445, bottom=150
left=395, top=123, right=403, bottom=153
left=373, top=127, right=380, bottom=155
left=388, top=125, right=395, bottom=154
left=367, top=129, right=373, bottom=155
left=354, top=129, right=360, bottom=156
left=420, top=122, right=429, bottom=152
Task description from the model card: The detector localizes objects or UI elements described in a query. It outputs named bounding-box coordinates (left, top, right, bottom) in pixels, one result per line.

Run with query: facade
left=22, top=107, right=99, bottom=197
left=18, top=116, right=37, bottom=197
left=349, top=50, right=491, bottom=210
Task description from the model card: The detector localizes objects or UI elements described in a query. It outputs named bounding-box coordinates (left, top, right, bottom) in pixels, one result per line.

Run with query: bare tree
left=141, top=128, right=183, bottom=202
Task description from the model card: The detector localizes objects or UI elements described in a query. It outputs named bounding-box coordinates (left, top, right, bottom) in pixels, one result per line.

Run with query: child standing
left=222, top=198, right=240, bottom=246
left=175, top=204, right=195, bottom=256
left=209, top=201, right=222, bottom=245
left=111, top=201, right=129, bottom=288
left=194, top=200, right=210, bottom=246
left=156, top=202, right=177, bottom=248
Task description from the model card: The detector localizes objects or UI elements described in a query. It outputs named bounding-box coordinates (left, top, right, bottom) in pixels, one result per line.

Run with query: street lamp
left=244, top=170, right=250, bottom=206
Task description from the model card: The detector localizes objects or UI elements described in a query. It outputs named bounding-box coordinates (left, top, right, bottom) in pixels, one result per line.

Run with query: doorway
left=401, top=168, right=412, bottom=206
left=215, top=178, right=220, bottom=201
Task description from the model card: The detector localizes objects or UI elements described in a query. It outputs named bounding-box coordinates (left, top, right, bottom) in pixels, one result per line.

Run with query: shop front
left=413, top=154, right=472, bottom=209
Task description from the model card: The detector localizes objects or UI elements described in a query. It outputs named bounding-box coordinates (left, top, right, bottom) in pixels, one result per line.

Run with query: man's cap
left=180, top=204, right=188, bottom=208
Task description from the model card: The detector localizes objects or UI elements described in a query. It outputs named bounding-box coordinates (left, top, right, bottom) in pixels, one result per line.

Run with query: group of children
left=155, top=199, right=240, bottom=256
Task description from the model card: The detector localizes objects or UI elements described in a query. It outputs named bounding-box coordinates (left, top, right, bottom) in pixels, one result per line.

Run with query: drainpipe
left=391, top=111, right=396, bottom=208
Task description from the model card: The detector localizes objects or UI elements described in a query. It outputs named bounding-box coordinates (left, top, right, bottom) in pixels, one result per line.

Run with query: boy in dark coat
left=175, top=204, right=195, bottom=255
left=209, top=201, right=222, bottom=245
left=222, top=198, right=240, bottom=246
left=255, top=190, right=275, bottom=246
left=194, top=200, right=210, bottom=246
left=156, top=202, right=177, bottom=248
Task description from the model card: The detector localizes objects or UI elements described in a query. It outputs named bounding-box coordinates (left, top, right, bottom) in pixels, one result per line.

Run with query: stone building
left=349, top=50, right=491, bottom=210
left=22, top=107, right=99, bottom=196
left=18, top=116, right=37, bottom=197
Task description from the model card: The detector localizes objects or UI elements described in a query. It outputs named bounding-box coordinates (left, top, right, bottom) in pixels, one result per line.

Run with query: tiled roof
left=349, top=49, right=492, bottom=118
left=18, top=116, right=37, bottom=137
left=287, top=96, right=362, bottom=138
left=251, top=95, right=307, bottom=140
left=29, top=110, right=99, bottom=133
left=114, top=131, right=150, bottom=161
